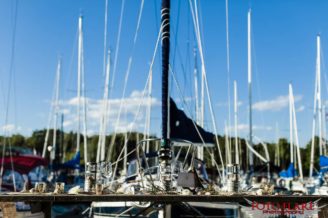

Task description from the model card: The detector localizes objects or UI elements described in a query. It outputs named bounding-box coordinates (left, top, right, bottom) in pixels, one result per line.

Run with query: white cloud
left=175, top=97, right=194, bottom=103
left=228, top=124, right=272, bottom=132
left=63, top=120, right=73, bottom=128
left=253, top=95, right=302, bottom=111
left=59, top=90, right=160, bottom=135
left=217, top=101, right=243, bottom=108
left=296, top=105, right=305, bottom=112
left=2, top=124, right=22, bottom=133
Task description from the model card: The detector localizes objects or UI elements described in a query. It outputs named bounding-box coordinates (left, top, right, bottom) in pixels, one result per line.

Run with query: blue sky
left=0, top=0, right=328, bottom=147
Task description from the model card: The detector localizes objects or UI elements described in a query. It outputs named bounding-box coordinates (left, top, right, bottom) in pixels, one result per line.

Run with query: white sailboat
left=276, top=83, right=305, bottom=194
left=308, top=35, right=328, bottom=195
left=309, top=34, right=324, bottom=180
left=91, top=0, right=237, bottom=217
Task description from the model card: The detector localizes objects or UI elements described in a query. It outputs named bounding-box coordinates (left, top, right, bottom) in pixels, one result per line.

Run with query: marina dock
left=0, top=194, right=328, bottom=217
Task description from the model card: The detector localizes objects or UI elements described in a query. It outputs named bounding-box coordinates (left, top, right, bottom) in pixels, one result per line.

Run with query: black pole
left=159, top=0, right=172, bottom=191
left=161, top=0, right=170, bottom=142
left=161, top=0, right=170, bottom=149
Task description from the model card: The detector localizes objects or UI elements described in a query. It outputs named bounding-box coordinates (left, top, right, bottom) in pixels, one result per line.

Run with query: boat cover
left=279, top=163, right=297, bottom=178
left=0, top=155, right=47, bottom=175
left=169, top=98, right=215, bottom=144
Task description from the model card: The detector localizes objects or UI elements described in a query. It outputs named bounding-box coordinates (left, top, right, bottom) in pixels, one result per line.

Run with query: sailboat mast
left=310, top=35, right=321, bottom=178
left=225, top=122, right=231, bottom=165
left=77, top=16, right=82, bottom=155
left=275, top=122, right=280, bottom=167
left=317, top=35, right=323, bottom=156
left=289, top=83, right=294, bottom=164
left=51, top=59, right=61, bottom=164
left=194, top=47, right=203, bottom=159
left=194, top=47, right=199, bottom=125
left=159, top=0, right=171, bottom=190
left=97, top=51, right=111, bottom=162
left=161, top=0, right=170, bottom=145
left=247, top=9, right=254, bottom=170
left=145, top=68, right=153, bottom=152
left=234, top=81, right=239, bottom=165
left=61, top=114, right=65, bottom=163
left=291, top=85, right=303, bottom=181
left=323, top=105, right=327, bottom=155
left=81, top=27, right=88, bottom=164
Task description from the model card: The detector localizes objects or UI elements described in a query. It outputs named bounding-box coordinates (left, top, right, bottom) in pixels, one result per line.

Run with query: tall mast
left=161, top=0, right=170, bottom=145
left=194, top=47, right=199, bottom=125
left=194, top=47, right=203, bottom=159
left=275, top=122, right=280, bottom=167
left=61, top=114, right=65, bottom=163
left=318, top=35, right=323, bottom=156
left=77, top=16, right=82, bottom=155
left=225, top=121, right=231, bottom=165
left=289, top=84, right=294, bottom=165
left=159, top=0, right=171, bottom=190
left=234, top=81, right=239, bottom=165
left=145, top=68, right=153, bottom=152
left=247, top=9, right=254, bottom=170
left=310, top=35, right=321, bottom=178
left=97, top=51, right=111, bottom=162
left=82, top=43, right=88, bottom=165
left=51, top=58, right=61, bottom=165
left=291, top=84, right=303, bottom=181
left=323, top=105, right=327, bottom=156
left=77, top=15, right=87, bottom=165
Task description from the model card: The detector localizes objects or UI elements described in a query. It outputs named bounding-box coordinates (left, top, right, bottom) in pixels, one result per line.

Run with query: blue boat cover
left=320, top=155, right=328, bottom=167
left=279, top=163, right=297, bottom=178
left=62, top=151, right=80, bottom=169
left=320, top=155, right=328, bottom=173
left=53, top=151, right=80, bottom=170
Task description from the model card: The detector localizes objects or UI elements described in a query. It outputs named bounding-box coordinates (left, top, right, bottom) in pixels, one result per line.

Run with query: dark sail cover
left=169, top=98, right=214, bottom=143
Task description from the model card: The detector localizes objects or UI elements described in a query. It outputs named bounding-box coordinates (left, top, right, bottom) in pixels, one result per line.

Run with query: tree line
left=0, top=129, right=323, bottom=176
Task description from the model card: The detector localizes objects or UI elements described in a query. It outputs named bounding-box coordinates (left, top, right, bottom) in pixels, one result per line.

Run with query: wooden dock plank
left=0, top=194, right=326, bottom=204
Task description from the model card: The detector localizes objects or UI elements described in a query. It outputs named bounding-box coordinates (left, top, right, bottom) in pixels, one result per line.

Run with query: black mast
left=159, top=0, right=171, bottom=190
left=161, top=0, right=170, bottom=143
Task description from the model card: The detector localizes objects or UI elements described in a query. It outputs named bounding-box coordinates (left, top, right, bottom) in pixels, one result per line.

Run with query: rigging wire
left=107, top=0, right=145, bottom=160
left=0, top=0, right=19, bottom=192
left=321, top=46, right=328, bottom=102
left=109, top=66, right=152, bottom=181
left=189, top=0, right=225, bottom=178
left=111, top=0, right=126, bottom=90
left=107, top=20, right=162, bottom=160
left=63, top=28, right=78, bottom=100
left=170, top=67, right=223, bottom=179
left=42, top=65, right=59, bottom=158
left=171, top=0, right=181, bottom=71
left=251, top=18, right=268, bottom=142
left=81, top=32, right=88, bottom=164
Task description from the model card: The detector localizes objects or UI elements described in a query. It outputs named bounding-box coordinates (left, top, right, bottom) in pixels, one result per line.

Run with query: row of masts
left=42, top=1, right=328, bottom=187
left=43, top=16, right=89, bottom=168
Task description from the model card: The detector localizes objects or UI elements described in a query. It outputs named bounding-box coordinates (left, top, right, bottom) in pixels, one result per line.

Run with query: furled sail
left=169, top=98, right=214, bottom=144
